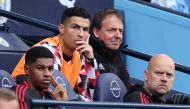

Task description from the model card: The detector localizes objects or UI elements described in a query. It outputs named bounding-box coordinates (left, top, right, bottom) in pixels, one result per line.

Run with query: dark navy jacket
left=89, top=36, right=130, bottom=88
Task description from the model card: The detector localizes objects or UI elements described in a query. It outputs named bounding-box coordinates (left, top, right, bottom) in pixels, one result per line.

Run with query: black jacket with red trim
left=123, top=84, right=166, bottom=104
left=123, top=84, right=190, bottom=105
left=15, top=81, right=53, bottom=109
left=89, top=36, right=130, bottom=88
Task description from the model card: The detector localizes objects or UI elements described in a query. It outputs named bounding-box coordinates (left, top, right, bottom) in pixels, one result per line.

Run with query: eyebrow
left=71, top=23, right=89, bottom=28
left=37, top=64, right=53, bottom=67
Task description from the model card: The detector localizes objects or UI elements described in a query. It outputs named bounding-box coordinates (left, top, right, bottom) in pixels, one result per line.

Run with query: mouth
left=158, top=85, right=167, bottom=90
left=75, top=40, right=81, bottom=42
left=75, top=39, right=84, bottom=42
left=111, top=41, right=121, bottom=45
left=42, top=80, right=51, bottom=84
left=75, top=40, right=83, bottom=45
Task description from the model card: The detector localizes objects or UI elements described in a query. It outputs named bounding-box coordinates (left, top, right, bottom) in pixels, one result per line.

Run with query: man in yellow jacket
left=11, top=6, right=96, bottom=89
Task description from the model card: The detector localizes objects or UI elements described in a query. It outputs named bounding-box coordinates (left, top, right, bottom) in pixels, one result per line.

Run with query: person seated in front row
left=123, top=54, right=190, bottom=104
left=16, top=46, right=68, bottom=109
left=0, top=88, right=18, bottom=109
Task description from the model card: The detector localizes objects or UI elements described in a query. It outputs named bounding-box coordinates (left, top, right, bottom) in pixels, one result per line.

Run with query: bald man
left=123, top=54, right=176, bottom=103
left=123, top=54, right=190, bottom=104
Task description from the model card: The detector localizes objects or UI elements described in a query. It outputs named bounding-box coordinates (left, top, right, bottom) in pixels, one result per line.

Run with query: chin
left=113, top=45, right=120, bottom=49
left=157, top=90, right=167, bottom=95
left=41, top=84, right=50, bottom=89
left=108, top=47, right=119, bottom=51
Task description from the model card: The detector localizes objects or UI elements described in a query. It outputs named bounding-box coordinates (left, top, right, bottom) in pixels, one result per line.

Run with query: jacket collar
left=89, top=36, right=124, bottom=60
left=143, top=86, right=166, bottom=103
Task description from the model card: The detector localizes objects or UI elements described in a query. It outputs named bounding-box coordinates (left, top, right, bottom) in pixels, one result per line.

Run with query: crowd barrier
left=0, top=9, right=59, bottom=34
left=31, top=99, right=190, bottom=109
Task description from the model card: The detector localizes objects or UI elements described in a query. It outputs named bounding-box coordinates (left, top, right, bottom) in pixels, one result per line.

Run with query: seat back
left=93, top=73, right=127, bottom=102
left=0, top=70, right=17, bottom=89
left=49, top=70, right=78, bottom=101
left=0, top=32, right=29, bottom=74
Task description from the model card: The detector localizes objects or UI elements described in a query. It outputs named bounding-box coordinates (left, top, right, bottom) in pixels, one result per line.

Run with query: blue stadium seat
left=0, top=70, right=17, bottom=89
left=0, top=32, right=29, bottom=74
left=49, top=70, right=78, bottom=101
left=93, top=73, right=127, bottom=102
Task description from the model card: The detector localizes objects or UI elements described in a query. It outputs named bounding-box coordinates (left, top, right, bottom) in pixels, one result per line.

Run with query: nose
left=78, top=29, right=85, bottom=38
left=160, top=73, right=167, bottom=83
left=114, top=30, right=122, bottom=39
left=43, top=69, right=51, bottom=77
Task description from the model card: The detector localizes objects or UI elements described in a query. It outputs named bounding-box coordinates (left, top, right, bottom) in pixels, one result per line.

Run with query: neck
left=62, top=53, right=73, bottom=61
left=26, top=78, right=45, bottom=94
left=59, top=36, right=74, bottom=57
left=143, top=84, right=165, bottom=101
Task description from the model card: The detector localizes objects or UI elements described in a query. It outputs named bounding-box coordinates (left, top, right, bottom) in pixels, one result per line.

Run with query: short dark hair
left=25, top=46, right=54, bottom=64
left=61, top=6, right=91, bottom=24
left=90, top=8, right=123, bottom=36
left=0, top=88, right=17, bottom=101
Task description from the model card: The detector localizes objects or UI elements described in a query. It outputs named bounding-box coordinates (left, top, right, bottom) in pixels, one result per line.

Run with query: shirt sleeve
left=74, top=56, right=100, bottom=101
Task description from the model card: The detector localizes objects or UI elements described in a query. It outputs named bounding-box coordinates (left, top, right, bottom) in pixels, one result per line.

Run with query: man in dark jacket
left=89, top=8, right=130, bottom=87
left=75, top=8, right=130, bottom=100
left=123, top=54, right=190, bottom=104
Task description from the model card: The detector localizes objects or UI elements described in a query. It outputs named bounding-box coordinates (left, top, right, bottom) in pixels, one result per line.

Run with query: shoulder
left=34, top=36, right=61, bottom=54
left=16, top=81, right=29, bottom=92
left=123, top=89, right=141, bottom=103
left=16, top=81, right=30, bottom=99
left=16, top=81, right=30, bottom=109
left=123, top=84, right=151, bottom=103
left=124, top=89, right=151, bottom=103
left=35, top=36, right=59, bottom=46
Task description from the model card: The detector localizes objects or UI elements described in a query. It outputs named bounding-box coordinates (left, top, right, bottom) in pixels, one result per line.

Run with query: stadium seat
left=0, top=70, right=17, bottom=89
left=49, top=70, right=78, bottom=101
left=0, top=32, right=29, bottom=74
left=93, top=73, right=127, bottom=102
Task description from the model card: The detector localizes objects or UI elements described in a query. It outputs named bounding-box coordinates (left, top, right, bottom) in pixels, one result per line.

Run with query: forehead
left=65, top=16, right=90, bottom=27
left=32, top=58, right=54, bottom=66
left=150, top=60, right=175, bottom=74
left=102, top=14, right=123, bottom=27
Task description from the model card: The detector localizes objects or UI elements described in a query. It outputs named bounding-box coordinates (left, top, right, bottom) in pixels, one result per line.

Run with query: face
left=25, top=58, right=54, bottom=91
left=59, top=16, right=90, bottom=52
left=0, top=99, right=18, bottom=109
left=145, top=56, right=175, bottom=96
left=94, top=14, right=123, bottom=50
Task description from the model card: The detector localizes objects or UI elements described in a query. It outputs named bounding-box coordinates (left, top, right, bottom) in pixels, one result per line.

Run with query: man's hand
left=50, top=75, right=68, bottom=101
left=76, top=35, right=94, bottom=59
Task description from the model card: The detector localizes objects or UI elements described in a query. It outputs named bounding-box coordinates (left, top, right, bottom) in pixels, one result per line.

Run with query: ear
left=93, top=27, right=100, bottom=38
left=24, top=65, right=29, bottom=75
left=58, top=24, right=64, bottom=34
left=144, top=70, right=148, bottom=81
